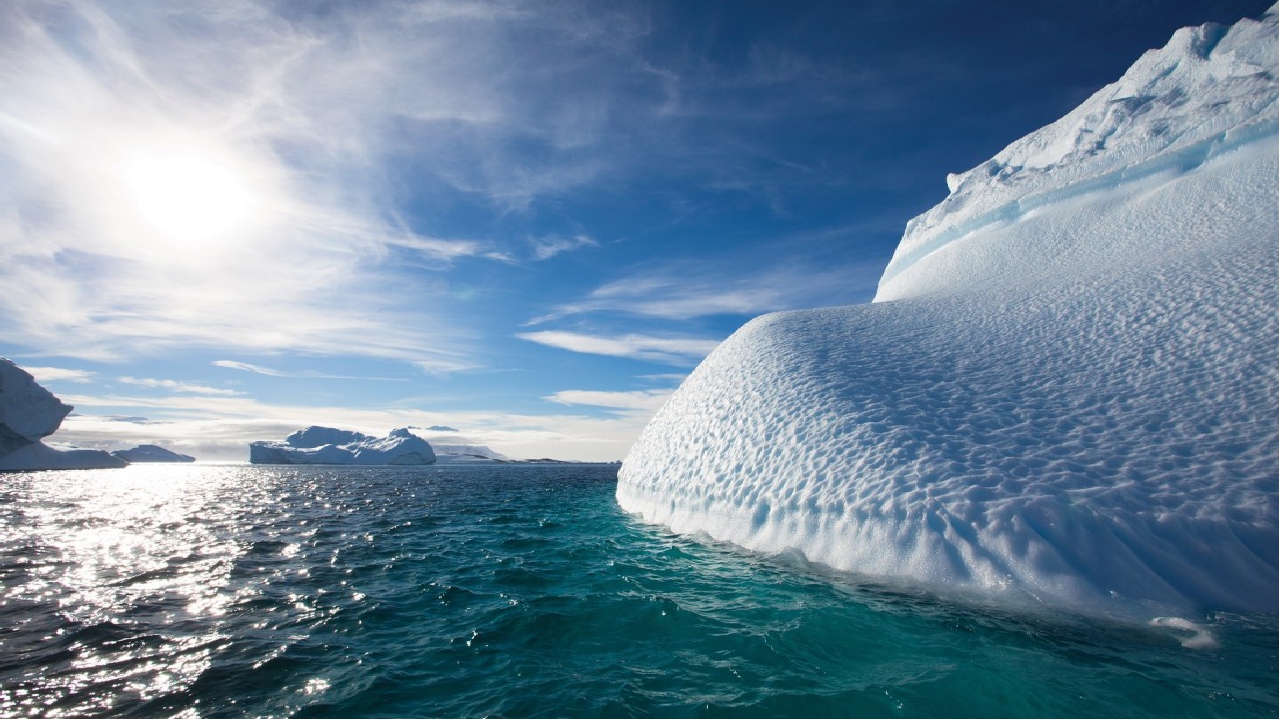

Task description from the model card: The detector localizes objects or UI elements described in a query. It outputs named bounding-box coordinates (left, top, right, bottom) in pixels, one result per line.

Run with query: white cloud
left=117, top=377, right=243, bottom=396
left=528, top=255, right=884, bottom=323
left=639, top=372, right=688, bottom=383
left=517, top=330, right=720, bottom=365
left=530, top=234, right=598, bottom=261
left=22, top=366, right=96, bottom=383
left=212, top=360, right=287, bottom=377
left=545, top=388, right=674, bottom=413
left=212, top=360, right=410, bottom=381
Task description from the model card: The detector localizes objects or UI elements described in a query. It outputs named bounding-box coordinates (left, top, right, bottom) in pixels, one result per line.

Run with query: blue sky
left=1, top=0, right=1270, bottom=461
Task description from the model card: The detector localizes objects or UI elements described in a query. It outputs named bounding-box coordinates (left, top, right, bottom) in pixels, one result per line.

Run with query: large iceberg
left=618, top=8, right=1278, bottom=620
left=249, top=426, right=437, bottom=465
left=0, top=358, right=126, bottom=470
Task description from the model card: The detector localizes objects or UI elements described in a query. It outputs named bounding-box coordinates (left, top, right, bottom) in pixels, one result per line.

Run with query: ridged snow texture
left=618, top=8, right=1278, bottom=619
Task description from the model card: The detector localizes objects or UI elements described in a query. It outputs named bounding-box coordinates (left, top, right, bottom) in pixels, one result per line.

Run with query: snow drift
left=617, top=8, right=1278, bottom=619
left=250, top=426, right=437, bottom=465
left=0, top=358, right=125, bottom=470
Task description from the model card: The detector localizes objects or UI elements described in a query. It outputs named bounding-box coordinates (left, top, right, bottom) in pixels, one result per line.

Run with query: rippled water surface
left=0, top=465, right=1274, bottom=717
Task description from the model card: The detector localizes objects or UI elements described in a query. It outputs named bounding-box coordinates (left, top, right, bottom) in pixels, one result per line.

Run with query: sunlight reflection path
left=0, top=466, right=269, bottom=714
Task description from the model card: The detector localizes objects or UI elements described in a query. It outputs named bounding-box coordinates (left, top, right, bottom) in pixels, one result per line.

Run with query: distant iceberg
left=618, top=7, right=1278, bottom=620
left=250, top=426, right=437, bottom=465
left=0, top=358, right=125, bottom=471
left=111, top=445, right=196, bottom=463
left=433, top=444, right=510, bottom=463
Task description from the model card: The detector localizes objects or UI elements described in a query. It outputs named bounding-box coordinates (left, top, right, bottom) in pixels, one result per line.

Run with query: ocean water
left=0, top=465, right=1274, bottom=718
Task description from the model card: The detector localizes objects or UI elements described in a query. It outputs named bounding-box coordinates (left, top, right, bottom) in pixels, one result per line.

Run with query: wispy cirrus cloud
left=117, top=377, right=242, bottom=396
left=211, top=360, right=408, bottom=381
left=528, top=253, right=885, bottom=324
left=517, top=330, right=720, bottom=365
left=23, top=366, right=97, bottom=383
left=0, top=0, right=675, bottom=369
left=529, top=234, right=598, bottom=261
left=544, top=388, right=675, bottom=414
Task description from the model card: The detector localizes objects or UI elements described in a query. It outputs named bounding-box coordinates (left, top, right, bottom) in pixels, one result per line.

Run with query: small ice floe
left=1149, top=616, right=1219, bottom=650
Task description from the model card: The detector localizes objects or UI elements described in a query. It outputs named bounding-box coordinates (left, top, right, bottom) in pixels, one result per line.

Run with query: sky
left=1, top=0, right=1272, bottom=462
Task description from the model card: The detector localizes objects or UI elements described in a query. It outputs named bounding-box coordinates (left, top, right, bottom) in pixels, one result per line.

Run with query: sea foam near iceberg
left=617, top=7, right=1279, bottom=621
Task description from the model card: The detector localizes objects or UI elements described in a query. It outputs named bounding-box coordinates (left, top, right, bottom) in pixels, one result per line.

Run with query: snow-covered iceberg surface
left=111, top=445, right=196, bottom=463
left=249, top=426, right=437, bottom=465
left=0, top=358, right=125, bottom=470
left=618, top=7, right=1278, bottom=619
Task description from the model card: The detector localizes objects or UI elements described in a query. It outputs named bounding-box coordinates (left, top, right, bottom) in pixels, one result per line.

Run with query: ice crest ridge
left=617, top=7, right=1278, bottom=620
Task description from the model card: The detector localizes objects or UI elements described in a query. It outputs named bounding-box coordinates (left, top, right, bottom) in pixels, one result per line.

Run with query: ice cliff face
left=0, top=358, right=71, bottom=455
left=617, top=8, right=1278, bottom=619
left=249, top=426, right=437, bottom=465
left=0, top=358, right=126, bottom=470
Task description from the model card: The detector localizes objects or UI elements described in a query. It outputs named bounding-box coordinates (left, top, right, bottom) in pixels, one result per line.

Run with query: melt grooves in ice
left=617, top=7, right=1278, bottom=620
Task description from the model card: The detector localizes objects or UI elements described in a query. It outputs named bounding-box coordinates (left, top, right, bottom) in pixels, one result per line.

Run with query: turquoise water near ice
left=0, top=464, right=1274, bottom=718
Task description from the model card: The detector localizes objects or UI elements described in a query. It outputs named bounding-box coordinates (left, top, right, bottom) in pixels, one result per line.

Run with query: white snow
left=617, top=8, right=1278, bottom=620
left=111, top=444, right=196, bottom=463
left=0, top=358, right=126, bottom=470
left=249, top=426, right=437, bottom=465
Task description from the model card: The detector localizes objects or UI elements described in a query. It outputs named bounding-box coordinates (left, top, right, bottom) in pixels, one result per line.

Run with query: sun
left=118, top=147, right=259, bottom=246
left=97, top=129, right=282, bottom=263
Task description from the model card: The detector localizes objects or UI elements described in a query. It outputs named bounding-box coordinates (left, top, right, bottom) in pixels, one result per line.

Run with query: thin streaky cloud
left=517, top=330, right=720, bottom=365
left=117, top=377, right=243, bottom=396
left=544, top=388, right=675, bottom=413
left=528, top=259, right=884, bottom=324
left=212, top=360, right=408, bottom=382
left=530, top=234, right=598, bottom=261
left=21, top=366, right=96, bottom=383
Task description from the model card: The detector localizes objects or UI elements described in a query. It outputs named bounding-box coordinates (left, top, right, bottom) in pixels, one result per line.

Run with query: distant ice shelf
left=617, top=6, right=1279, bottom=620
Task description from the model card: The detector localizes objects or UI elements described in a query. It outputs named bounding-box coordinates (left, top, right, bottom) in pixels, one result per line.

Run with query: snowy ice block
left=249, top=425, right=437, bottom=465
left=618, top=7, right=1278, bottom=619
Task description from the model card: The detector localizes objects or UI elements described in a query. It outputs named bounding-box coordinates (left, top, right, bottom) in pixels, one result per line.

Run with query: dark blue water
left=0, top=464, right=1274, bottom=718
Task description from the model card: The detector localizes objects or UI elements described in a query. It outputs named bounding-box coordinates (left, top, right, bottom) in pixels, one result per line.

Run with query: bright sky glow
left=118, top=148, right=256, bottom=246
left=1, top=0, right=1270, bottom=461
